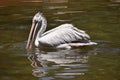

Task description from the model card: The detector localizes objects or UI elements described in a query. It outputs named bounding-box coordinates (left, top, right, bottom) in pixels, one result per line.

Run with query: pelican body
left=26, top=12, right=97, bottom=50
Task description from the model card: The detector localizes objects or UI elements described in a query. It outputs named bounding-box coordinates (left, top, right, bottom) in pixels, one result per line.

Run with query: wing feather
left=38, top=24, right=90, bottom=46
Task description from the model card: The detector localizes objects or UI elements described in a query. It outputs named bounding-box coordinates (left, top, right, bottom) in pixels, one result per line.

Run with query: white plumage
left=26, top=12, right=97, bottom=50
left=37, top=24, right=89, bottom=46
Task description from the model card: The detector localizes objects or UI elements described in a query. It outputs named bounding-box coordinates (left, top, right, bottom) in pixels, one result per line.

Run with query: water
left=0, top=0, right=120, bottom=80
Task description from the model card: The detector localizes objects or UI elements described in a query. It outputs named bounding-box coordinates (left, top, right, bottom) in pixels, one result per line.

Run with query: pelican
left=26, top=12, right=97, bottom=50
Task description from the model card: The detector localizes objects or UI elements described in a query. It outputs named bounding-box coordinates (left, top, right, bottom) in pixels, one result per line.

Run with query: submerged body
left=26, top=12, right=97, bottom=50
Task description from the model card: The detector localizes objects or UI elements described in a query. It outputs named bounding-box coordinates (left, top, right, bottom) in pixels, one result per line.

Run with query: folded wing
left=38, top=24, right=90, bottom=46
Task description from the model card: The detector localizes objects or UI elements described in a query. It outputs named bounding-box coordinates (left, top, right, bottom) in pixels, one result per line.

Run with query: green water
left=0, top=0, right=120, bottom=80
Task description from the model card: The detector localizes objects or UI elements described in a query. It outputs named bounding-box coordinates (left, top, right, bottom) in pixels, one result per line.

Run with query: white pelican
left=26, top=12, right=97, bottom=50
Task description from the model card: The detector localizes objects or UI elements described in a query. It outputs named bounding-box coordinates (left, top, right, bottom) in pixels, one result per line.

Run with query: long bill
left=26, top=22, right=38, bottom=50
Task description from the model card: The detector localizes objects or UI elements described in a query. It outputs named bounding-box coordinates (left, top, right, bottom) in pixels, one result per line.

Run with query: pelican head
left=32, top=12, right=43, bottom=23
left=26, top=12, right=43, bottom=50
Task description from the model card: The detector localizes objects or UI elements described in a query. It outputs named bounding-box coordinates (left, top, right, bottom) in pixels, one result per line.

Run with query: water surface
left=0, top=0, right=120, bottom=80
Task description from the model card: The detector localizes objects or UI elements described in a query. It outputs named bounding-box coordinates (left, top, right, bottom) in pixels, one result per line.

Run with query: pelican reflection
left=27, top=48, right=97, bottom=77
